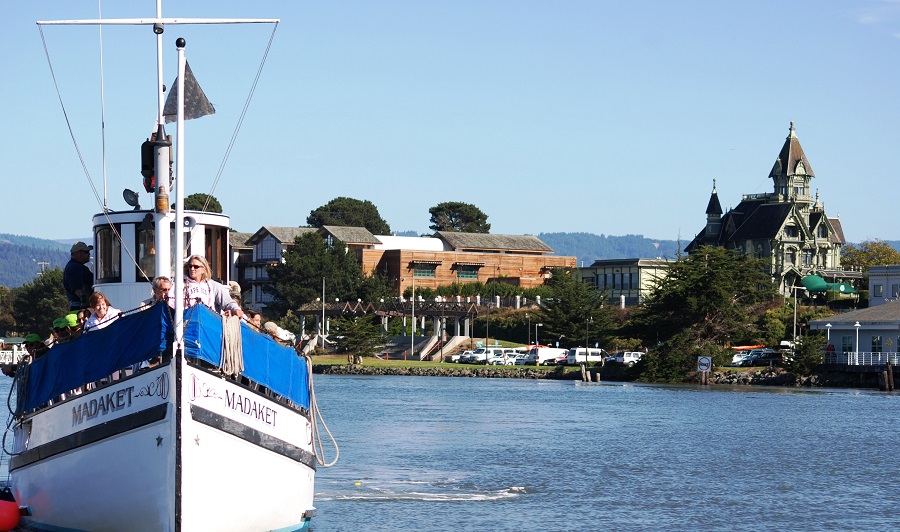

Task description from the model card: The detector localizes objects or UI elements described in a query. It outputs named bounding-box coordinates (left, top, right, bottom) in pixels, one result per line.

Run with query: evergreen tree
left=10, top=268, right=68, bottom=335
left=308, top=197, right=391, bottom=235
left=428, top=201, right=491, bottom=233
left=626, top=246, right=775, bottom=381
left=264, top=233, right=365, bottom=317
left=181, top=193, right=223, bottom=213
left=536, top=268, right=615, bottom=349
left=332, top=315, right=387, bottom=364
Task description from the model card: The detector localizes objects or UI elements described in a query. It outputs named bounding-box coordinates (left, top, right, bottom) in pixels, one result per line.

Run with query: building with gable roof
left=233, top=225, right=575, bottom=311
left=686, top=122, right=858, bottom=295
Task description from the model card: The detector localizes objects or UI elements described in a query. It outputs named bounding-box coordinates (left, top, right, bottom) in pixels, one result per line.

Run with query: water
left=311, top=375, right=900, bottom=531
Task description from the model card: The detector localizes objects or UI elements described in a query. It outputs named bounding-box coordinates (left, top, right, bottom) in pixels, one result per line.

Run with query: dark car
left=749, top=348, right=787, bottom=367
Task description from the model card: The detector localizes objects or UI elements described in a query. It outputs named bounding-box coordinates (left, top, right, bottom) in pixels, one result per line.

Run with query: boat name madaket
left=225, top=391, right=278, bottom=427
left=72, top=386, right=135, bottom=426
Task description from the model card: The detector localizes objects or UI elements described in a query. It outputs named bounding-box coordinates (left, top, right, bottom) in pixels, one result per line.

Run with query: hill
left=0, top=234, right=70, bottom=288
left=539, top=232, right=682, bottom=267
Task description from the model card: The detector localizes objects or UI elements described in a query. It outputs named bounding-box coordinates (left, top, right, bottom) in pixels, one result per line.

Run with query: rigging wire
left=200, top=22, right=279, bottom=214
left=98, top=0, right=108, bottom=212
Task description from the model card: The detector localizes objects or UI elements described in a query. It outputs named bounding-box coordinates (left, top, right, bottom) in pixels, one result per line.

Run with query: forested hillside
left=539, top=232, right=682, bottom=266
left=0, top=234, right=70, bottom=288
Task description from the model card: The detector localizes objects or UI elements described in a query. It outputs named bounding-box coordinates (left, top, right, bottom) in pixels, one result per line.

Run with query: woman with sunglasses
left=174, top=255, right=244, bottom=319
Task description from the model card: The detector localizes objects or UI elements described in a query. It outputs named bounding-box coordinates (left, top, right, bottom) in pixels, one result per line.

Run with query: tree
left=788, top=331, right=825, bottom=376
left=10, top=268, right=69, bottom=335
left=428, top=201, right=491, bottom=233
left=626, top=246, right=776, bottom=381
left=264, top=233, right=365, bottom=317
left=180, top=193, right=223, bottom=213
left=841, top=240, right=900, bottom=273
left=332, top=315, right=387, bottom=364
left=535, top=268, right=615, bottom=349
left=307, top=197, right=390, bottom=235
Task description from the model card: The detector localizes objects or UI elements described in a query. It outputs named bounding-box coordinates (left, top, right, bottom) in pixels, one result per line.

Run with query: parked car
left=615, top=351, right=643, bottom=366
left=727, top=350, right=751, bottom=367
left=751, top=349, right=787, bottom=367
left=446, top=350, right=472, bottom=363
left=513, top=354, right=530, bottom=366
left=739, top=348, right=775, bottom=367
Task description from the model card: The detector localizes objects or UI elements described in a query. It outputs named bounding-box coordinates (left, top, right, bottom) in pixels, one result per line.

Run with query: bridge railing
left=824, top=351, right=900, bottom=366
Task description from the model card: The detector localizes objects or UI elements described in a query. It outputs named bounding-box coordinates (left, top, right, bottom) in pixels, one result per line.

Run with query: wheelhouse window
left=95, top=225, right=121, bottom=283
left=874, top=284, right=884, bottom=298
left=137, top=226, right=155, bottom=282
left=205, top=226, right=229, bottom=282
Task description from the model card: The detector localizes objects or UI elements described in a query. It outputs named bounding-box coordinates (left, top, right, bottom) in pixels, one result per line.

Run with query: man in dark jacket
left=64, top=241, right=94, bottom=310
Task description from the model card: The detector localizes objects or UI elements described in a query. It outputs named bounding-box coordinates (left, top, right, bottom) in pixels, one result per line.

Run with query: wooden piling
left=700, top=370, right=709, bottom=385
left=580, top=364, right=587, bottom=382
left=887, top=362, right=895, bottom=391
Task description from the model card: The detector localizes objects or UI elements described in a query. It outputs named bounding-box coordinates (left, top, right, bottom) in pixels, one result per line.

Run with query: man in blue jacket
left=64, top=241, right=94, bottom=310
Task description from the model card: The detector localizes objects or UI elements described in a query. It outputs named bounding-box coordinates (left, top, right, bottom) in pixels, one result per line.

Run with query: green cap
left=53, top=317, right=68, bottom=329
left=65, top=313, right=79, bottom=327
left=24, top=333, right=42, bottom=343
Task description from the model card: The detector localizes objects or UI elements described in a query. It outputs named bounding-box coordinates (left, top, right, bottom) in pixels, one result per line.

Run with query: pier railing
left=824, top=352, right=900, bottom=366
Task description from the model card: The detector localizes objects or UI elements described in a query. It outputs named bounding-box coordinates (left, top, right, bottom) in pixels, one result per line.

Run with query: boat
left=5, top=5, right=333, bottom=531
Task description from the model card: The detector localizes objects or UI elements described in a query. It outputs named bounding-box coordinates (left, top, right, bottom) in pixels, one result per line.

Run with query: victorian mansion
left=686, top=122, right=859, bottom=294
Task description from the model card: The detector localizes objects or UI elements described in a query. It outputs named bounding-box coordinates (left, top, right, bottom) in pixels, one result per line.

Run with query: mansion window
left=786, top=250, right=796, bottom=265
left=784, top=226, right=799, bottom=239
left=801, top=250, right=813, bottom=266
left=892, top=284, right=900, bottom=298
left=874, top=284, right=884, bottom=298
left=817, top=225, right=827, bottom=238
left=793, top=186, right=804, bottom=196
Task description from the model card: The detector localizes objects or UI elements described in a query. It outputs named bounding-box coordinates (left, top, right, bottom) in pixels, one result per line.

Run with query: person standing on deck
left=172, top=255, right=243, bottom=319
left=64, top=241, right=94, bottom=311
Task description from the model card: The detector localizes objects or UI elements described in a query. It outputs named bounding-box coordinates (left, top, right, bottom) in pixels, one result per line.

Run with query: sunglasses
left=188, top=264, right=203, bottom=270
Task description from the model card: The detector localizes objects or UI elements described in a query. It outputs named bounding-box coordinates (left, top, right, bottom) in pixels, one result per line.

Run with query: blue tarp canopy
left=17, top=303, right=310, bottom=414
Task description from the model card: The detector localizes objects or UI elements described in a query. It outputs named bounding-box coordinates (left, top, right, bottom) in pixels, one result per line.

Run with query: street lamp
left=825, top=323, right=831, bottom=343
left=526, top=312, right=530, bottom=346
left=854, top=321, right=861, bottom=365
left=535, top=323, right=542, bottom=346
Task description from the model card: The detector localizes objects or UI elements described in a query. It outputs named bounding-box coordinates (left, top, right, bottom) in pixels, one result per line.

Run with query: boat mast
left=173, top=38, right=186, bottom=354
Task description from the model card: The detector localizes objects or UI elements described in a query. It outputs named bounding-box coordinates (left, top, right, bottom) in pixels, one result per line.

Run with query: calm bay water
left=311, top=375, right=899, bottom=531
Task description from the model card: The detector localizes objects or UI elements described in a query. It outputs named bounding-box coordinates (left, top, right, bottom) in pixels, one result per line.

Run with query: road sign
left=697, top=356, right=712, bottom=372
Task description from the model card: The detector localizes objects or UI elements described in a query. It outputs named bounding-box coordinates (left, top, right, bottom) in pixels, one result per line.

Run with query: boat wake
left=317, top=477, right=530, bottom=502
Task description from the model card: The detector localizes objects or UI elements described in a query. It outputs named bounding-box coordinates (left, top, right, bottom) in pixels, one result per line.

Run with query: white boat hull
left=10, top=358, right=316, bottom=531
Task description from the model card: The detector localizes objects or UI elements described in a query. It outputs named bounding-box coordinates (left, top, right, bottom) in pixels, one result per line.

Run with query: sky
left=2, top=1, right=899, bottom=244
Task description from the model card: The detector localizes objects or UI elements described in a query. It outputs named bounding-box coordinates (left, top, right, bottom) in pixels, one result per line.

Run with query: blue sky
left=3, top=1, right=899, bottom=244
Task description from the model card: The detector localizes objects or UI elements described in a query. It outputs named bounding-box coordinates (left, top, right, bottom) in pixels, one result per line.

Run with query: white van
left=565, top=347, right=608, bottom=365
left=526, top=347, right=568, bottom=366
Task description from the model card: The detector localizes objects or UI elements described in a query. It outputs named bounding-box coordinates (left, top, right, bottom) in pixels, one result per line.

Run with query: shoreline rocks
left=313, top=364, right=883, bottom=389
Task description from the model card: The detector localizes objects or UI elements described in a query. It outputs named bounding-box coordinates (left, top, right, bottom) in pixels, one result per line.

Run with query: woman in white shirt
left=84, top=291, right=121, bottom=332
left=172, top=255, right=243, bottom=319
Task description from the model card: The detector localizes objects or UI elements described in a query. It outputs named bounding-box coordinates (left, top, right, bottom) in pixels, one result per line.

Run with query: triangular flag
left=163, top=61, right=215, bottom=123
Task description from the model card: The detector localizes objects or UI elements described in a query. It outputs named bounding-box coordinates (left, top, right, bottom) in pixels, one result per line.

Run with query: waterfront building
left=576, top=258, right=673, bottom=307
